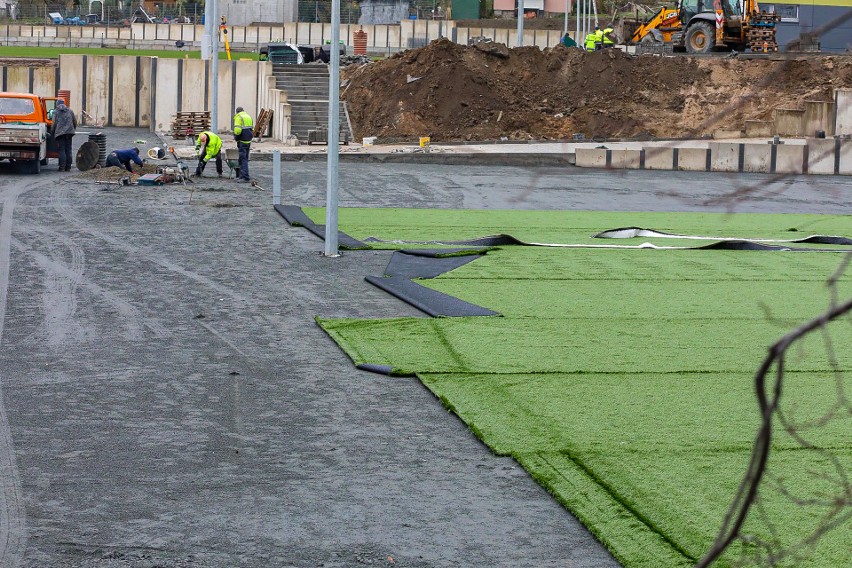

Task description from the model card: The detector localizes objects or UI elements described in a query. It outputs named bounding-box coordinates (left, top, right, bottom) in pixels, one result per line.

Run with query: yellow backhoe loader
left=629, top=0, right=780, bottom=54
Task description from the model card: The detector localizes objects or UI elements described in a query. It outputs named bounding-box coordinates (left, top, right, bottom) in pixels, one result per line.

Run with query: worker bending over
left=584, top=26, right=603, bottom=52
left=232, top=106, right=253, bottom=183
left=106, top=147, right=144, bottom=173
left=195, top=131, right=223, bottom=177
left=602, top=24, right=616, bottom=48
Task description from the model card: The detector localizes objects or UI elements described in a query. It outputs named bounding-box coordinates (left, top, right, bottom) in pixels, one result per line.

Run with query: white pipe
left=516, top=0, right=524, bottom=47
left=324, top=0, right=340, bottom=257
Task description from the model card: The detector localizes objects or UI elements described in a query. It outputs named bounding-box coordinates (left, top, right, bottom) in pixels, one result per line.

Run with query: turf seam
left=538, top=450, right=699, bottom=564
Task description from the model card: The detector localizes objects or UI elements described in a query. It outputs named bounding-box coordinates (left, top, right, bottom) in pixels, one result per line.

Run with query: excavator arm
left=630, top=7, right=682, bottom=44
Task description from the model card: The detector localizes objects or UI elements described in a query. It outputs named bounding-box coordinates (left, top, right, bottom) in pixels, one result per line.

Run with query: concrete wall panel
left=575, top=148, right=607, bottom=168
left=743, top=143, right=772, bottom=173
left=111, top=57, right=138, bottom=126
left=611, top=149, right=642, bottom=169
left=84, top=56, right=110, bottom=126
left=154, top=58, right=179, bottom=133
left=774, top=144, right=805, bottom=174
left=803, top=100, right=835, bottom=137
left=807, top=139, right=837, bottom=175
left=775, top=108, right=804, bottom=137
left=710, top=142, right=741, bottom=172
left=58, top=55, right=84, bottom=117
left=5, top=67, right=29, bottom=94
left=835, top=88, right=852, bottom=136
left=235, top=60, right=259, bottom=121
left=744, top=120, right=773, bottom=138
left=677, top=147, right=710, bottom=171
left=839, top=140, right=852, bottom=175
left=643, top=146, right=675, bottom=170
left=138, top=57, right=153, bottom=128
left=181, top=59, right=207, bottom=114
left=31, top=67, right=56, bottom=99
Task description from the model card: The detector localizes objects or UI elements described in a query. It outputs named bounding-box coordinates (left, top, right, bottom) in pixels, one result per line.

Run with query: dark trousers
left=237, top=143, right=251, bottom=180
left=197, top=152, right=223, bottom=175
left=56, top=134, right=73, bottom=170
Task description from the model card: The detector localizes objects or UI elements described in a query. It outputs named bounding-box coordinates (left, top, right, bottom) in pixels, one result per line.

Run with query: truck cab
left=0, top=92, right=61, bottom=174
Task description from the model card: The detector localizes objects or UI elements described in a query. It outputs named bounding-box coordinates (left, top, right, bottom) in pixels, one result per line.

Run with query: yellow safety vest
left=233, top=110, right=253, bottom=144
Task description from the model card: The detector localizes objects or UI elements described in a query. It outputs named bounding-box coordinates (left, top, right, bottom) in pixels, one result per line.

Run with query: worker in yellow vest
left=232, top=106, right=254, bottom=182
left=194, top=131, right=223, bottom=177
left=584, top=30, right=597, bottom=52
left=602, top=24, right=616, bottom=48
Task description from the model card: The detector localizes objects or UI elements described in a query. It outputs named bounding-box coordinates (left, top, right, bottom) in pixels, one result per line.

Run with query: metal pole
left=324, top=0, right=340, bottom=257
left=516, top=0, right=524, bottom=47
left=564, top=0, right=569, bottom=36
left=272, top=150, right=281, bottom=206
left=211, top=0, right=219, bottom=132
left=576, top=0, right=580, bottom=47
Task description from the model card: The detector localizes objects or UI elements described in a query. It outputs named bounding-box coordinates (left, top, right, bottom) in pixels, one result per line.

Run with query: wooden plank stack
left=254, top=108, right=272, bottom=140
left=170, top=111, right=211, bottom=139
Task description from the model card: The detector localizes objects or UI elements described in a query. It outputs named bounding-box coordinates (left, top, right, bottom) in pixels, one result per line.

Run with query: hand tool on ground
left=250, top=180, right=267, bottom=191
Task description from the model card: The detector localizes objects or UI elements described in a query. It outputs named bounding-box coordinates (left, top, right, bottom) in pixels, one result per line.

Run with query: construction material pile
left=342, top=38, right=852, bottom=142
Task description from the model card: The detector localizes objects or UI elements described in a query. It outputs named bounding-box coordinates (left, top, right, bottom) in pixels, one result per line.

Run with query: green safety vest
left=233, top=110, right=253, bottom=143
left=584, top=33, right=597, bottom=51
left=196, top=131, right=222, bottom=162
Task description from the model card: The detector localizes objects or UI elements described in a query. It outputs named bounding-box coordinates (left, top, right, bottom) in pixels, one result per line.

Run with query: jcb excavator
left=628, top=0, right=780, bottom=54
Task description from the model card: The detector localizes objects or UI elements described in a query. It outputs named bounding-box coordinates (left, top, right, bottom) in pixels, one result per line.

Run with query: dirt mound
left=342, top=39, right=852, bottom=142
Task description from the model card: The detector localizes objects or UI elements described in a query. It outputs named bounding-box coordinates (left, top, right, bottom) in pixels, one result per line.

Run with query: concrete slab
left=803, top=100, right=835, bottom=137
left=610, top=149, right=642, bottom=169
left=835, top=88, right=852, bottom=136
left=744, top=120, right=773, bottom=138
left=575, top=148, right=607, bottom=168
left=808, top=139, right=837, bottom=175
left=774, top=144, right=806, bottom=174
left=643, top=146, right=675, bottom=170
left=839, top=139, right=852, bottom=175
left=677, top=147, right=710, bottom=171
left=775, top=108, right=805, bottom=137
left=710, top=143, right=742, bottom=173
left=743, top=143, right=772, bottom=173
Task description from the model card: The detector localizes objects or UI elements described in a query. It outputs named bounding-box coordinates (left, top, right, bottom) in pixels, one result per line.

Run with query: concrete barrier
left=803, top=100, right=835, bottom=137
left=713, top=129, right=743, bottom=140
left=775, top=108, right=805, bottom=137
left=610, top=149, right=642, bottom=169
left=710, top=142, right=742, bottom=172
left=744, top=120, right=773, bottom=138
left=743, top=143, right=772, bottom=173
left=575, top=148, right=608, bottom=168
left=774, top=144, right=806, bottom=174
left=835, top=88, right=852, bottom=136
left=643, top=146, right=675, bottom=170
left=677, top=147, right=710, bottom=171
left=808, top=139, right=838, bottom=175
left=839, top=140, right=852, bottom=175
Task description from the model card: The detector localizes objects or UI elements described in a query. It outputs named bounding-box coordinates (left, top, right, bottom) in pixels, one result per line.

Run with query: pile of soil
left=342, top=38, right=852, bottom=142
left=75, top=162, right=162, bottom=182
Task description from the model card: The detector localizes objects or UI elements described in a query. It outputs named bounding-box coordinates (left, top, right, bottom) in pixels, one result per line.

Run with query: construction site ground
left=2, top=127, right=850, bottom=568
left=340, top=39, right=852, bottom=143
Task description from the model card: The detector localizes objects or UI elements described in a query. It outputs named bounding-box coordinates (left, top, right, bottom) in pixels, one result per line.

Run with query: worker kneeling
left=194, top=131, right=223, bottom=178
left=106, top=147, right=144, bottom=173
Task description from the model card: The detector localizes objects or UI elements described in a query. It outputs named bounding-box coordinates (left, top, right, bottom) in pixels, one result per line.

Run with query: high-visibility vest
left=602, top=27, right=615, bottom=45
left=233, top=110, right=254, bottom=144
left=196, top=131, right=222, bottom=162
left=584, top=33, right=597, bottom=51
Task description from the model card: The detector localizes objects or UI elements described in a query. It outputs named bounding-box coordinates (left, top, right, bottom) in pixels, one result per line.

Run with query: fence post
left=272, top=150, right=281, bottom=205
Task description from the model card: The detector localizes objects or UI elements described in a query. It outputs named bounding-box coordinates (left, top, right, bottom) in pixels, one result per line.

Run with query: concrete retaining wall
left=573, top=141, right=849, bottom=176
left=775, top=109, right=805, bottom=137
left=803, top=100, right=835, bottom=137
left=42, top=56, right=273, bottom=135
left=0, top=20, right=574, bottom=53
left=836, top=88, right=852, bottom=137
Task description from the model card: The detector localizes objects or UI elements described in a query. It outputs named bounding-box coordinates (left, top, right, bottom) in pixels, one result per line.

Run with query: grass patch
left=312, top=207, right=852, bottom=568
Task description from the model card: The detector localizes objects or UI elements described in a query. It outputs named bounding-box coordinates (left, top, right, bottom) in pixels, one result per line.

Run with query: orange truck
left=0, top=92, right=63, bottom=174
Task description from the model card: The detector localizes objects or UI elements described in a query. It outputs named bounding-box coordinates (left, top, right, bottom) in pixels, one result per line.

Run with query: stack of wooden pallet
left=170, top=111, right=211, bottom=138
left=254, top=108, right=272, bottom=140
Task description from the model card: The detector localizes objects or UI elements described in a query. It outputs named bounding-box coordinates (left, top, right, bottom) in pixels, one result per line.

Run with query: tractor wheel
left=685, top=22, right=715, bottom=54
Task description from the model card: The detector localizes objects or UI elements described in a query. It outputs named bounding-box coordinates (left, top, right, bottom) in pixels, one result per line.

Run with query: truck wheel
left=685, top=22, right=715, bottom=54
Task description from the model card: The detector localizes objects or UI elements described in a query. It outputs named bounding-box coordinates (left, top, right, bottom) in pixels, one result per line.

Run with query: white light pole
left=516, top=0, right=524, bottom=47
left=324, top=0, right=341, bottom=257
left=211, top=1, right=219, bottom=132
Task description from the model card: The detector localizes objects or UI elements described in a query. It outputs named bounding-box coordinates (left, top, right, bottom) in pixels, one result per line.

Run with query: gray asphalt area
left=1, top=127, right=850, bottom=568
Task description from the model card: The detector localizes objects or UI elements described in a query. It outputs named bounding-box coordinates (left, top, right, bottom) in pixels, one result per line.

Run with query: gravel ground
left=1, top=127, right=850, bottom=568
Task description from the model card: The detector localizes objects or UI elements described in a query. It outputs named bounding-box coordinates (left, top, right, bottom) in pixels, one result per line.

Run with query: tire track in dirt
left=0, top=183, right=34, bottom=568
left=50, top=185, right=252, bottom=303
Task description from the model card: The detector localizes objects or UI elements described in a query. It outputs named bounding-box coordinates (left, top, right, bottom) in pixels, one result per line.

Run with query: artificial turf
left=308, top=207, right=852, bottom=568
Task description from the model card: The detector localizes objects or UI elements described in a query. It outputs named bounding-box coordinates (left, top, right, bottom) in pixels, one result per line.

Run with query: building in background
left=760, top=0, right=852, bottom=52
left=493, top=0, right=571, bottom=18
left=220, top=0, right=298, bottom=25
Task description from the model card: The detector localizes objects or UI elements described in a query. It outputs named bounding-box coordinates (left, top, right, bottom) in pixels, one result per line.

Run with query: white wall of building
left=220, top=0, right=298, bottom=26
